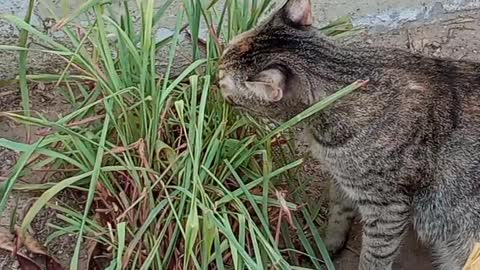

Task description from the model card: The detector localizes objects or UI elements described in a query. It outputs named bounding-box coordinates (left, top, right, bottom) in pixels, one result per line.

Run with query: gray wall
left=1, top=0, right=480, bottom=34
left=0, top=0, right=479, bottom=80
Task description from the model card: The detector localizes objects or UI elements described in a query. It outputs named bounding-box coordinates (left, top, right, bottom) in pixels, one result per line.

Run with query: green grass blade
left=116, top=222, right=127, bottom=270
left=302, top=208, right=335, bottom=270
left=56, top=0, right=109, bottom=28
left=0, top=138, right=88, bottom=171
left=18, top=0, right=36, bottom=141
left=70, top=114, right=111, bottom=270
left=2, top=14, right=70, bottom=51
left=0, top=139, right=42, bottom=215
left=20, top=171, right=93, bottom=232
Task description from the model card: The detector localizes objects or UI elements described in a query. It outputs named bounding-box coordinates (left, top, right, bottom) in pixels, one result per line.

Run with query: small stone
left=37, top=82, right=46, bottom=91
left=7, top=121, right=16, bottom=129
left=473, top=49, right=478, bottom=54
left=412, top=40, right=424, bottom=51
left=430, top=41, right=441, bottom=48
left=11, top=260, right=19, bottom=270
left=365, top=39, right=373, bottom=44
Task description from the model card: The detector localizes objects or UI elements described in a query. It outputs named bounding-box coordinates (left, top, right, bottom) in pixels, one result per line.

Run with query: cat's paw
left=324, top=234, right=347, bottom=255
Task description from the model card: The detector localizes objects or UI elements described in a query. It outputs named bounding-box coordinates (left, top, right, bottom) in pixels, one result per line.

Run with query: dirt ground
left=1, top=8, right=480, bottom=270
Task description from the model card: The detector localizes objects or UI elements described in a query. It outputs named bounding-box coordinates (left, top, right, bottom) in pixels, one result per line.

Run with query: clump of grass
left=0, top=0, right=358, bottom=269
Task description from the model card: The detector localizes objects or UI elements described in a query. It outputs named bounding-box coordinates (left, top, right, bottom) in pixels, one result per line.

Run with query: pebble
left=11, top=260, right=19, bottom=270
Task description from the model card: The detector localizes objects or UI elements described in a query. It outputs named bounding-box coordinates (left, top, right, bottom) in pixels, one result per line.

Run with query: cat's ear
left=281, top=0, right=313, bottom=27
left=245, top=68, right=287, bottom=102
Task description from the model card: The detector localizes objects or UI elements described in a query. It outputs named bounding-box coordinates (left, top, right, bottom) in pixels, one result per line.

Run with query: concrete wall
left=1, top=0, right=480, bottom=35
left=0, top=0, right=479, bottom=80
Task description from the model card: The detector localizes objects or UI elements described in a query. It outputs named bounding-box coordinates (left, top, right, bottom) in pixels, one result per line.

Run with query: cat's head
left=218, top=0, right=320, bottom=121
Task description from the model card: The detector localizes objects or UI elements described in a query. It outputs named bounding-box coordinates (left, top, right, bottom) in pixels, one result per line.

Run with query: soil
left=1, top=8, right=480, bottom=270
left=0, top=83, right=88, bottom=270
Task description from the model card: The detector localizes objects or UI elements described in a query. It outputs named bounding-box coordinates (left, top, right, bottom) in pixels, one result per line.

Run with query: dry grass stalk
left=464, top=243, right=480, bottom=270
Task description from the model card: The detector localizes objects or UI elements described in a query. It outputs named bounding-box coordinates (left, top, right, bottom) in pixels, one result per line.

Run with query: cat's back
left=406, top=54, right=480, bottom=196
left=397, top=52, right=480, bottom=168
left=366, top=46, right=480, bottom=129
left=323, top=45, right=480, bottom=186
left=420, top=55, right=480, bottom=133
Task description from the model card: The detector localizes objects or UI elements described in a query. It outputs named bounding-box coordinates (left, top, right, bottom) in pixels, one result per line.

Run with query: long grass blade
left=18, top=0, right=36, bottom=141
left=70, top=114, right=111, bottom=270
left=0, top=139, right=42, bottom=214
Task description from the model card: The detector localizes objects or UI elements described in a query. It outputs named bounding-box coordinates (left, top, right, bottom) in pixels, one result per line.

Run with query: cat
left=217, top=0, right=480, bottom=269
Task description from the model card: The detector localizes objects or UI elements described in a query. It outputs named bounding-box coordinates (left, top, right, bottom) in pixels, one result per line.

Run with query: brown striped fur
left=218, top=0, right=480, bottom=269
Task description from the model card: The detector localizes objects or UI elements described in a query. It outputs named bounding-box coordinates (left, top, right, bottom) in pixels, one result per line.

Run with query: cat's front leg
left=324, top=180, right=356, bottom=255
left=357, top=198, right=410, bottom=270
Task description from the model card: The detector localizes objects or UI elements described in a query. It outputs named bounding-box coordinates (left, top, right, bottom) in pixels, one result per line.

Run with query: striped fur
left=218, top=0, right=480, bottom=269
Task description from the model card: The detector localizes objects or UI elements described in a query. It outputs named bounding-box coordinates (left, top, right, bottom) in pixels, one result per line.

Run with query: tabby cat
left=218, top=0, right=480, bottom=269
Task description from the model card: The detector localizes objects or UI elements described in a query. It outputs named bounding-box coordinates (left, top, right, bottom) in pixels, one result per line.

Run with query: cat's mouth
left=223, top=94, right=235, bottom=105
left=217, top=72, right=254, bottom=111
left=218, top=89, right=241, bottom=108
left=222, top=98, right=245, bottom=110
left=227, top=100, right=244, bottom=110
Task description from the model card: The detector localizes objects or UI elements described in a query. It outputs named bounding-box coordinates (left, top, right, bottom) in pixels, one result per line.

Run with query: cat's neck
left=304, top=35, right=410, bottom=92
left=304, top=90, right=394, bottom=148
left=300, top=33, right=480, bottom=148
left=303, top=38, right=408, bottom=147
left=289, top=29, right=467, bottom=147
